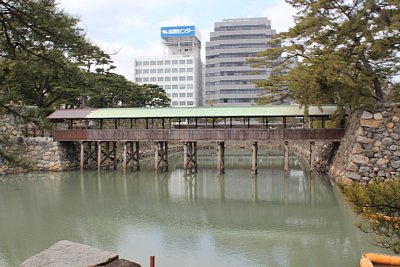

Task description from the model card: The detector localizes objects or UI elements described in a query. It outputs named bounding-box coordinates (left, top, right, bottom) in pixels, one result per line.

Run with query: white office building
left=205, top=17, right=278, bottom=106
left=134, top=26, right=203, bottom=107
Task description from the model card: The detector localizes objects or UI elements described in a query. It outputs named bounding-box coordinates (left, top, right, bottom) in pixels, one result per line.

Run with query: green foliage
left=249, top=0, right=400, bottom=114
left=344, top=180, right=400, bottom=253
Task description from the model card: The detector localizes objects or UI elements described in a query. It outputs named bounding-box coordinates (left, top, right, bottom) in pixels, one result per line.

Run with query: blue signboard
left=161, top=26, right=196, bottom=38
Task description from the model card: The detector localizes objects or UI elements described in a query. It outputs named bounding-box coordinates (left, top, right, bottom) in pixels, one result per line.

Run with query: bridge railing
left=52, top=128, right=345, bottom=142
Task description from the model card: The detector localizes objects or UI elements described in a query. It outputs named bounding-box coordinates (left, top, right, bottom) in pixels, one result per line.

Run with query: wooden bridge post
left=284, top=141, right=289, bottom=174
left=155, top=141, right=168, bottom=172
left=123, top=141, right=127, bottom=171
left=251, top=141, right=258, bottom=175
left=123, top=141, right=140, bottom=171
left=80, top=141, right=84, bottom=171
left=217, top=141, right=225, bottom=174
left=184, top=141, right=198, bottom=174
left=310, top=141, right=315, bottom=173
left=97, top=141, right=102, bottom=171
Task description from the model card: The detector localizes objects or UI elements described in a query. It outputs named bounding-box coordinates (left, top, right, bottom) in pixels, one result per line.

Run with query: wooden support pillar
left=97, top=141, right=102, bottom=171
left=112, top=141, right=117, bottom=170
left=217, top=141, right=225, bottom=174
left=310, top=141, right=315, bottom=173
left=284, top=141, right=289, bottom=174
left=184, top=141, right=198, bottom=174
left=155, top=141, right=168, bottom=172
left=124, top=141, right=140, bottom=171
left=123, top=141, right=127, bottom=172
left=251, top=141, right=258, bottom=175
left=80, top=141, right=84, bottom=171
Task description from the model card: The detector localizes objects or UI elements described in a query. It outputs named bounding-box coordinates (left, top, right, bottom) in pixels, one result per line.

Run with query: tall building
left=134, top=26, right=203, bottom=107
left=205, top=17, right=277, bottom=106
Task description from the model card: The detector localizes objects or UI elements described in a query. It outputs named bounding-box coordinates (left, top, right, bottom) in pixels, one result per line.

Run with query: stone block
left=387, top=122, right=394, bottom=129
left=346, top=162, right=359, bottom=172
left=357, top=136, right=374, bottom=144
left=392, top=116, right=399, bottom=123
left=390, top=133, right=399, bottom=140
left=347, top=171, right=362, bottom=181
left=382, top=137, right=394, bottom=146
left=361, top=111, right=373, bottom=119
left=360, top=119, right=382, bottom=128
left=373, top=113, right=383, bottom=120
left=377, top=158, right=389, bottom=165
left=391, top=160, right=400, bottom=169
left=350, top=155, right=369, bottom=164
left=359, top=166, right=370, bottom=173
left=390, top=145, right=399, bottom=151
left=351, top=143, right=364, bottom=154
left=364, top=150, right=374, bottom=157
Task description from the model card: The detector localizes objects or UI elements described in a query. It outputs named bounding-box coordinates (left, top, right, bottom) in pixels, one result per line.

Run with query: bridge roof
left=47, top=105, right=337, bottom=120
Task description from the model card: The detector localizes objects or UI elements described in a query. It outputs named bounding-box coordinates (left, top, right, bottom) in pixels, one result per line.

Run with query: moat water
left=0, top=150, right=385, bottom=267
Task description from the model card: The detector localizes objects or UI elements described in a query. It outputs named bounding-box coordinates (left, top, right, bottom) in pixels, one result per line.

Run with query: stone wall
left=0, top=112, right=78, bottom=174
left=330, top=103, right=400, bottom=184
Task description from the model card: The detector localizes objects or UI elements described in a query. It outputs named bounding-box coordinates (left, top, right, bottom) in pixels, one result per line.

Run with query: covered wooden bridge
left=47, top=105, right=345, bottom=173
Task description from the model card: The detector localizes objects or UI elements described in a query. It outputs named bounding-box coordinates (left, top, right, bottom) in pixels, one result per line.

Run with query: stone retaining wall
left=330, top=103, right=400, bottom=184
left=0, top=112, right=78, bottom=174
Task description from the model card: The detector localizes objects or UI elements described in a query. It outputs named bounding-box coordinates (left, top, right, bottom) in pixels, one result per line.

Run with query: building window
left=143, top=69, right=149, bottom=74
left=136, top=61, right=142, bottom=66
left=180, top=101, right=186, bottom=106
left=136, top=70, right=142, bottom=74
left=186, top=59, right=193, bottom=64
left=187, top=76, right=193, bottom=81
left=172, top=101, right=178, bottom=106
left=172, top=76, right=178, bottom=81
left=143, top=77, right=149, bottom=82
left=165, top=77, right=171, bottom=81
left=157, top=60, right=164, bottom=65
left=150, top=61, right=157, bottom=65
left=143, top=61, right=149, bottom=66
left=179, top=60, right=186, bottom=64
left=187, top=84, right=193, bottom=89
left=180, top=93, right=186, bottom=97
left=172, top=93, right=178, bottom=97
left=187, top=93, right=193, bottom=97
left=166, top=93, right=171, bottom=97
left=157, top=77, right=164, bottom=82
left=165, top=68, right=171, bottom=73
left=172, top=85, right=178, bottom=89
left=179, top=84, right=186, bottom=89
left=187, top=101, right=194, bottom=106
left=172, top=60, right=178, bottom=65
left=150, top=77, right=156, bottom=82
left=186, top=68, right=193, bottom=72
left=179, top=76, right=186, bottom=81
left=157, top=69, right=164, bottom=73
left=165, top=60, right=171, bottom=65
left=172, top=68, right=178, bottom=73
left=165, top=85, right=171, bottom=89
left=179, top=68, right=186, bottom=73
left=150, top=69, right=157, bottom=73
left=136, top=78, right=142, bottom=82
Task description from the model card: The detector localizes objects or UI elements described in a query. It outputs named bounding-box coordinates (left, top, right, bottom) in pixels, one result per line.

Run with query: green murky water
left=0, top=150, right=384, bottom=267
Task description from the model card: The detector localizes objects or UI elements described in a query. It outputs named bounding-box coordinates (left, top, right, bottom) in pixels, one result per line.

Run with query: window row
left=215, top=25, right=271, bottom=31
left=206, top=70, right=268, bottom=77
left=206, top=98, right=257, bottom=104
left=136, top=76, right=194, bottom=82
left=136, top=68, right=193, bottom=74
left=207, top=52, right=257, bottom=59
left=210, top=34, right=272, bottom=41
left=206, top=62, right=246, bottom=68
left=206, top=43, right=269, bottom=50
left=162, top=84, right=194, bottom=90
left=167, top=93, right=194, bottom=98
left=171, top=101, right=194, bottom=106
left=206, top=80, right=258, bottom=86
left=136, top=59, right=193, bottom=66
left=206, top=89, right=264, bottom=95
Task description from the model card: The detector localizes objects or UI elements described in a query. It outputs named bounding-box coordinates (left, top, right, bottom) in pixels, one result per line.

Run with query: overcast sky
left=57, top=0, right=296, bottom=80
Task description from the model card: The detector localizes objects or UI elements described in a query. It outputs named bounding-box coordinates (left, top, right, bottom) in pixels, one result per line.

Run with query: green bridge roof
left=47, top=105, right=338, bottom=120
